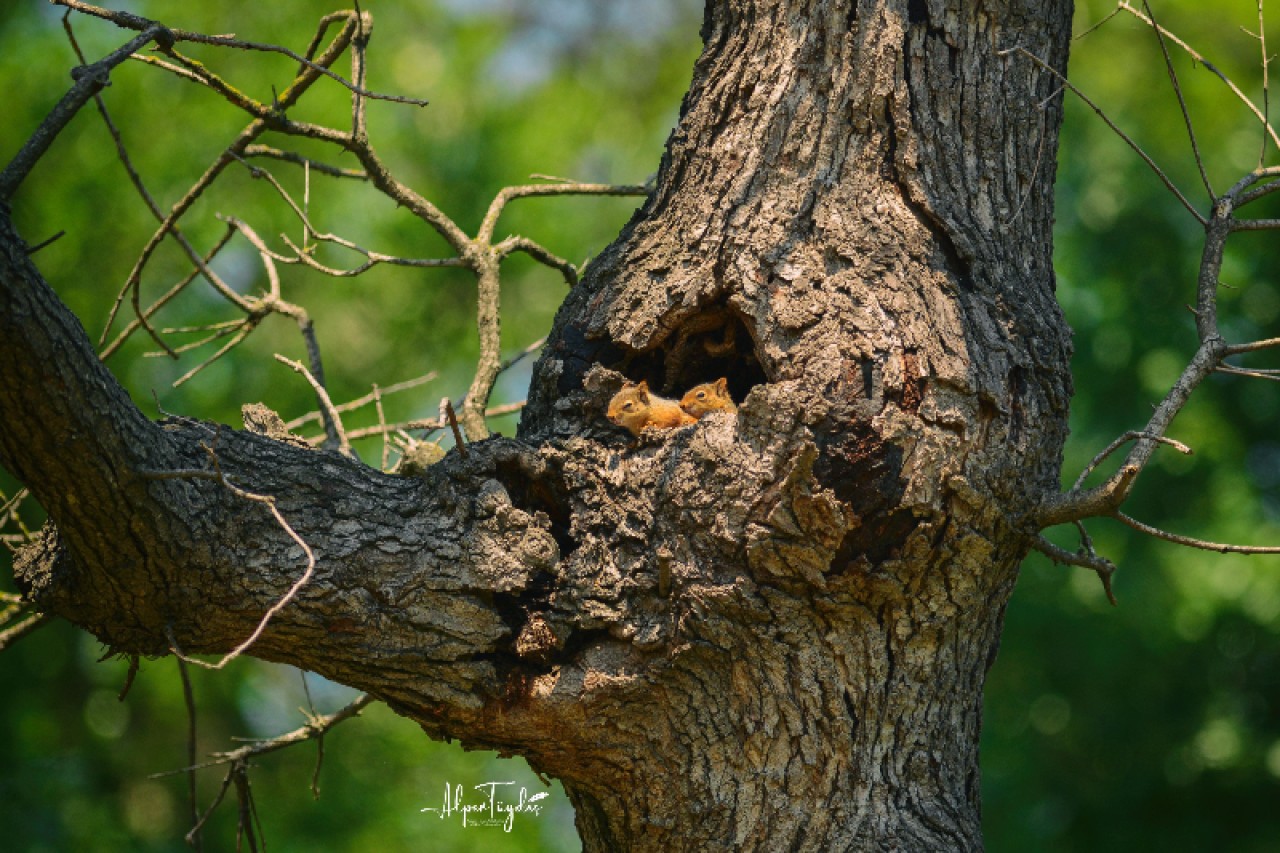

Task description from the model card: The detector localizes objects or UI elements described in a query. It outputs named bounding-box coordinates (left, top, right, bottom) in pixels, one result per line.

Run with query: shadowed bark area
left=1, top=1, right=1073, bottom=850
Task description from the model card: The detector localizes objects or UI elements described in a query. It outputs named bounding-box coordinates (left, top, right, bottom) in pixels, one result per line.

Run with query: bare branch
left=53, top=1, right=426, bottom=107
left=242, top=144, right=366, bottom=180
left=998, top=45, right=1206, bottom=224
left=459, top=262, right=502, bottom=441
left=285, top=372, right=438, bottom=431
left=176, top=657, right=203, bottom=853
left=1038, top=337, right=1224, bottom=527
left=1029, top=534, right=1118, bottom=606
left=0, top=25, right=165, bottom=200
left=1229, top=217, right=1280, bottom=230
left=0, top=611, right=53, bottom=652
left=374, top=385, right=390, bottom=471
left=338, top=398, right=527, bottom=444
left=495, top=235, right=580, bottom=286
left=98, top=14, right=362, bottom=350
left=1117, top=1, right=1280, bottom=154
left=477, top=180, right=650, bottom=245
left=1236, top=171, right=1280, bottom=207
left=1216, top=364, right=1280, bottom=382
left=1070, top=430, right=1192, bottom=491
left=1140, top=1, right=1214, bottom=199
left=152, top=693, right=374, bottom=777
left=1255, top=0, right=1272, bottom=165
left=341, top=419, right=446, bottom=443
left=274, top=355, right=350, bottom=456
left=1225, top=336, right=1280, bottom=355
left=1115, top=512, right=1280, bottom=554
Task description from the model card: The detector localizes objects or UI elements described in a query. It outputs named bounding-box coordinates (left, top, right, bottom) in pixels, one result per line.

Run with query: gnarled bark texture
left=1, top=1, right=1073, bottom=850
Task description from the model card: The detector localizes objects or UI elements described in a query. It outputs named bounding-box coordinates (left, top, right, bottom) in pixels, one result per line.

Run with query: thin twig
left=145, top=443, right=317, bottom=671
left=1029, top=534, right=1118, bottom=605
left=1071, top=430, right=1193, bottom=490
left=1216, top=364, right=1280, bottom=382
left=185, top=767, right=234, bottom=846
left=445, top=400, right=467, bottom=458
left=100, top=226, right=237, bottom=360
left=177, top=657, right=203, bottom=853
left=243, top=144, right=366, bottom=180
left=0, top=25, right=165, bottom=200
left=336, top=400, right=525, bottom=442
left=1141, top=1, right=1214, bottom=199
left=151, top=693, right=374, bottom=776
left=1073, top=7, right=1122, bottom=41
left=1115, top=512, right=1280, bottom=554
left=0, top=487, right=31, bottom=527
left=293, top=671, right=326, bottom=799
left=170, top=322, right=256, bottom=387
left=284, top=372, right=438, bottom=430
left=495, top=235, right=580, bottom=286
left=53, top=1, right=426, bottom=106
left=1256, top=0, right=1271, bottom=165
left=476, top=180, right=650, bottom=245
left=0, top=612, right=53, bottom=652
left=275, top=355, right=350, bottom=455
left=232, top=761, right=261, bottom=853
left=24, top=231, right=66, bottom=255
left=374, top=385, right=390, bottom=471
left=98, top=13, right=361, bottom=349
left=484, top=400, right=526, bottom=418
left=117, top=654, right=140, bottom=701
left=998, top=45, right=1206, bottom=224
left=1117, top=1, right=1280, bottom=153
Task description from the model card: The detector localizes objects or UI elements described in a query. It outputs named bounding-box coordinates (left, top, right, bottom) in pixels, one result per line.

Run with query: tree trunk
left=523, top=0, right=1073, bottom=843
left=1, top=1, right=1074, bottom=850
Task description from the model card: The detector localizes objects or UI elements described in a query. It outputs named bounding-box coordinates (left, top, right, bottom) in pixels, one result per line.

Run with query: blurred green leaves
left=987, top=2, right=1280, bottom=850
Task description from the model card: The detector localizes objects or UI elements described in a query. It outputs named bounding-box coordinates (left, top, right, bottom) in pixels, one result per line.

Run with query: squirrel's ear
left=716, top=377, right=728, bottom=392
left=636, top=380, right=649, bottom=392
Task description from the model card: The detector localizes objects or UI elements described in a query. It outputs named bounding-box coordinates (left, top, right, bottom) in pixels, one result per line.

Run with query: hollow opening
left=608, top=307, right=766, bottom=404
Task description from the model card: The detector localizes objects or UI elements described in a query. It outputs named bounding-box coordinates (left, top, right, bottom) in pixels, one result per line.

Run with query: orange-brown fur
left=680, top=377, right=737, bottom=418
left=607, top=381, right=696, bottom=436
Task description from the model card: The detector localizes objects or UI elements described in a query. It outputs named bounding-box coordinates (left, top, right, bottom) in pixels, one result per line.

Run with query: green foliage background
left=1, top=1, right=1277, bottom=850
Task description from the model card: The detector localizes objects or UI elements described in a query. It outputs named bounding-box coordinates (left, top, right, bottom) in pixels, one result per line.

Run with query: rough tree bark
left=1, top=1, right=1074, bottom=850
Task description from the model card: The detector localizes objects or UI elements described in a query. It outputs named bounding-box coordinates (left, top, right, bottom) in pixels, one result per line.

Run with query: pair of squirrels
left=607, top=377, right=736, bottom=436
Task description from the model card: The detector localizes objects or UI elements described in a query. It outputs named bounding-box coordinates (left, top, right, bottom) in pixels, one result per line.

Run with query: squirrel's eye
left=623, top=402, right=634, bottom=410
left=697, top=392, right=707, bottom=399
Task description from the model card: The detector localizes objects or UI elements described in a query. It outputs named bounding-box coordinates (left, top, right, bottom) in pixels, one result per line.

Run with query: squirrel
left=607, top=380, right=697, bottom=436
left=680, top=377, right=737, bottom=418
